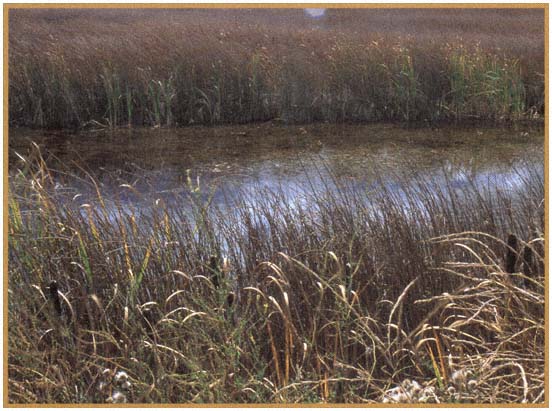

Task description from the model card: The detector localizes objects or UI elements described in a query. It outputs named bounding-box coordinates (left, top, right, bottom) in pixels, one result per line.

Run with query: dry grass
left=8, top=8, right=545, bottom=128
left=7, top=144, right=544, bottom=403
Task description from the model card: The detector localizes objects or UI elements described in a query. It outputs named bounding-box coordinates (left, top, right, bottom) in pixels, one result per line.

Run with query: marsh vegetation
left=9, top=8, right=544, bottom=128
left=7, top=7, right=546, bottom=405
left=8, top=124, right=545, bottom=404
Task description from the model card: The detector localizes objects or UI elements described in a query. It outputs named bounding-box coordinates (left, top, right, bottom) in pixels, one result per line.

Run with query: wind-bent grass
left=7, top=145, right=544, bottom=403
left=8, top=8, right=544, bottom=128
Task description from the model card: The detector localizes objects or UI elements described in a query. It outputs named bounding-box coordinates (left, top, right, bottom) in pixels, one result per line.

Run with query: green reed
left=446, top=46, right=527, bottom=121
left=100, top=66, right=122, bottom=127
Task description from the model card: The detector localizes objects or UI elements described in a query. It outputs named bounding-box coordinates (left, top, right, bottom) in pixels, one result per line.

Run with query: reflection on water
left=9, top=123, right=544, bottom=212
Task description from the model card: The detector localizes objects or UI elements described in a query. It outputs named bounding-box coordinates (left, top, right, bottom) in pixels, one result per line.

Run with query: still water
left=9, top=123, right=544, bottom=211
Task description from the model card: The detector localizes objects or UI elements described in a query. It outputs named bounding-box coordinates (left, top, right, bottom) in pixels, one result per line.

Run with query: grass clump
left=7, top=145, right=544, bottom=404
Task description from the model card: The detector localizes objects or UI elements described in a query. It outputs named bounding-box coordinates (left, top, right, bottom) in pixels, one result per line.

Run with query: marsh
left=7, top=7, right=545, bottom=405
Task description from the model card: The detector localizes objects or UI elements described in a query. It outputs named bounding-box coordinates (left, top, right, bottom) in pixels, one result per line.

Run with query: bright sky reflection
left=304, top=8, right=326, bottom=18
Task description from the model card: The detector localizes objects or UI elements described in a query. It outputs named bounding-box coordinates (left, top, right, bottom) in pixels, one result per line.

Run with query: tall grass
left=8, top=8, right=544, bottom=128
left=8, top=146, right=544, bottom=403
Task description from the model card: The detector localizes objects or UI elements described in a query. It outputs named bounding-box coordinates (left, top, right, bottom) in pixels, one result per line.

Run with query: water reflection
left=9, top=123, right=543, bottom=214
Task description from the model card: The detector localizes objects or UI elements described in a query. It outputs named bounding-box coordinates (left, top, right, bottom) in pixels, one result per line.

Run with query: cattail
left=48, top=280, right=62, bottom=318
left=344, top=262, right=352, bottom=293
left=209, top=255, right=221, bottom=288
left=226, top=291, right=235, bottom=307
left=505, top=233, right=518, bottom=274
left=335, top=379, right=344, bottom=403
left=522, top=244, right=535, bottom=288
left=224, top=292, right=236, bottom=324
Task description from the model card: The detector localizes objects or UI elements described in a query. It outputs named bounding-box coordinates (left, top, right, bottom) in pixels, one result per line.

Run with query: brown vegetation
left=8, top=7, right=545, bottom=128
left=7, top=145, right=544, bottom=403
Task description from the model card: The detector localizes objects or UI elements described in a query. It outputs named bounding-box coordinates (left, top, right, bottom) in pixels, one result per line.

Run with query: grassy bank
left=8, top=146, right=544, bottom=403
left=8, top=8, right=545, bottom=128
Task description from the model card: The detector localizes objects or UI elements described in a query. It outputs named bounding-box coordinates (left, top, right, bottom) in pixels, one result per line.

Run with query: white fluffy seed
left=108, top=390, right=127, bottom=403
left=114, top=370, right=129, bottom=384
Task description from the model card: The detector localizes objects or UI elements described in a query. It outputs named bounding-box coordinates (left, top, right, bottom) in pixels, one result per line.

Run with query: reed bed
left=8, top=8, right=544, bottom=129
left=7, top=145, right=544, bottom=404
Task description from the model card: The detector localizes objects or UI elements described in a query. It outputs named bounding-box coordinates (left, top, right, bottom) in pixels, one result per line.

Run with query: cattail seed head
left=226, top=292, right=235, bottom=307
left=505, top=233, right=518, bottom=273
left=48, top=281, right=62, bottom=317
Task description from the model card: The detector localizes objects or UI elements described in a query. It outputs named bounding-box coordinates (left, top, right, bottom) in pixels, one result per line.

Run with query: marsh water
left=9, top=123, right=544, bottom=212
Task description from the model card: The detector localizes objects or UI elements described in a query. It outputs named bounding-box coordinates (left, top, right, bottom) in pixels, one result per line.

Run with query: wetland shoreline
left=7, top=7, right=545, bottom=405
left=8, top=123, right=544, bottom=404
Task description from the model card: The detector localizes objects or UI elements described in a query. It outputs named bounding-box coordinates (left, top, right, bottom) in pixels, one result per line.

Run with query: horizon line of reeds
left=9, top=18, right=544, bottom=129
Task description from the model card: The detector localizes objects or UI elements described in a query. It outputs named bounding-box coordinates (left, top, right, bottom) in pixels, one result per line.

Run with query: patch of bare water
left=9, top=123, right=544, bottom=210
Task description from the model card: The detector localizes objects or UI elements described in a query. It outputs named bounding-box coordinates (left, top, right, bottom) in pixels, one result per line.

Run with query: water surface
left=9, top=123, right=544, bottom=210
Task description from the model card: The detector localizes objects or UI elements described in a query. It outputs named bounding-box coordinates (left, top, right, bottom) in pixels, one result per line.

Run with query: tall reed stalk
left=8, top=145, right=544, bottom=403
